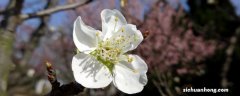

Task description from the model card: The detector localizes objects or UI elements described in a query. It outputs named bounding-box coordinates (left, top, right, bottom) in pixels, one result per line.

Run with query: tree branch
left=20, top=0, right=93, bottom=20
left=45, top=62, right=85, bottom=96
left=0, top=0, right=25, bottom=29
left=221, top=27, right=240, bottom=88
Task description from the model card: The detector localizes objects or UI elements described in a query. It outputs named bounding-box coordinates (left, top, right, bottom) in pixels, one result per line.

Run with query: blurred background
left=0, top=0, right=240, bottom=96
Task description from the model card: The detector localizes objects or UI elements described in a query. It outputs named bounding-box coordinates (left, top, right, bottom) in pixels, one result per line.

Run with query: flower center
left=90, top=16, right=134, bottom=73
left=90, top=40, right=121, bottom=73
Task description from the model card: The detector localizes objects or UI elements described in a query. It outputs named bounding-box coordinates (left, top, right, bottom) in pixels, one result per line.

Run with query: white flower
left=72, top=9, right=148, bottom=94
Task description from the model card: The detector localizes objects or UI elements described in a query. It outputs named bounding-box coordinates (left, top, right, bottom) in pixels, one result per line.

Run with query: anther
left=127, top=56, right=133, bottom=63
left=133, top=70, right=138, bottom=73
left=115, top=17, right=119, bottom=22
left=121, top=27, right=125, bottom=32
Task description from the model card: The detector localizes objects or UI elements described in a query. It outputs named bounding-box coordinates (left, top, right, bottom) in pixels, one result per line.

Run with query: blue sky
left=231, top=0, right=240, bottom=16
left=0, top=0, right=239, bottom=40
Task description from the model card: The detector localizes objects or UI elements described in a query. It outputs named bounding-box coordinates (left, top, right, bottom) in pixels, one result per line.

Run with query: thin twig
left=221, top=28, right=240, bottom=88
left=20, top=0, right=93, bottom=19
left=45, top=62, right=85, bottom=96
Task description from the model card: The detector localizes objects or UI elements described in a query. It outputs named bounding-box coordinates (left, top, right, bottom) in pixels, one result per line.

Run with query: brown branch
left=45, top=62, right=85, bottom=96
left=0, top=0, right=24, bottom=30
left=221, top=28, right=240, bottom=88
left=20, top=0, right=93, bottom=20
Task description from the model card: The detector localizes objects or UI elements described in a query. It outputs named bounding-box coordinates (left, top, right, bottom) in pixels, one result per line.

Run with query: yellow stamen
left=127, top=56, right=133, bottom=63
left=133, top=70, right=138, bottom=73
left=96, top=31, right=100, bottom=36
left=113, top=17, right=118, bottom=32
left=115, top=17, right=119, bottom=22
left=121, top=27, right=125, bottom=32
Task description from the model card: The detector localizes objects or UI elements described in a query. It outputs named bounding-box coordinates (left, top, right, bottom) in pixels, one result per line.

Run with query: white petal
left=72, top=53, right=112, bottom=88
left=73, top=16, right=101, bottom=53
left=124, top=24, right=143, bottom=52
left=101, top=9, right=127, bottom=40
left=113, top=55, right=148, bottom=94
left=111, top=24, right=143, bottom=53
